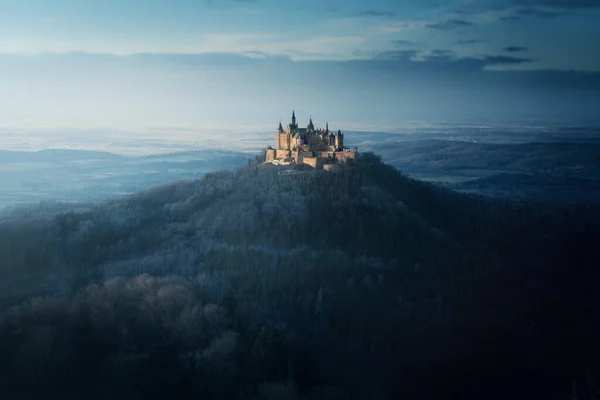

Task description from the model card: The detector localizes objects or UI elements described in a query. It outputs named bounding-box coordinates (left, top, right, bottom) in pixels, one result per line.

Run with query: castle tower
left=335, top=129, right=343, bottom=149
left=291, top=110, right=297, bottom=128
left=276, top=121, right=284, bottom=150
left=307, top=116, right=314, bottom=132
left=325, top=122, right=329, bottom=133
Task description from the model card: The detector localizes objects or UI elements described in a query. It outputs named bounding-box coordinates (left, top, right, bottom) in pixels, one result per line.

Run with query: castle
left=265, top=111, right=357, bottom=170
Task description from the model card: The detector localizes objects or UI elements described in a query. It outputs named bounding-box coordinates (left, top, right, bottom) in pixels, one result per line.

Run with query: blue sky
left=0, top=0, right=599, bottom=131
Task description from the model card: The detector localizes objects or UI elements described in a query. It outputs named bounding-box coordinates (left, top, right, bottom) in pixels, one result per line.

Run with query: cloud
left=389, top=39, right=422, bottom=47
left=457, top=39, right=485, bottom=45
left=355, top=10, right=396, bottom=18
left=241, top=50, right=292, bottom=61
left=517, top=6, right=564, bottom=16
left=58, top=50, right=534, bottom=70
left=125, top=33, right=364, bottom=61
left=503, top=46, right=528, bottom=52
left=514, top=0, right=600, bottom=9
left=490, top=5, right=566, bottom=21
left=483, top=55, right=533, bottom=65
left=131, top=52, right=292, bottom=66
left=363, top=49, right=533, bottom=69
left=2, top=51, right=599, bottom=129
left=417, top=50, right=460, bottom=63
left=456, top=3, right=566, bottom=21
left=514, top=6, right=563, bottom=18
left=430, top=49, right=455, bottom=57
left=205, top=0, right=258, bottom=3
left=426, top=19, right=473, bottom=29
left=281, top=49, right=328, bottom=58
left=359, top=49, right=419, bottom=61
left=375, top=20, right=427, bottom=34
left=1, top=50, right=559, bottom=75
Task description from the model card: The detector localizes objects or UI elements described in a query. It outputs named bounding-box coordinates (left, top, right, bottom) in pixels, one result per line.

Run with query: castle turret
left=307, top=116, right=314, bottom=132
left=335, top=129, right=343, bottom=149
left=291, top=110, right=296, bottom=127
left=277, top=122, right=284, bottom=133
left=325, top=122, right=329, bottom=133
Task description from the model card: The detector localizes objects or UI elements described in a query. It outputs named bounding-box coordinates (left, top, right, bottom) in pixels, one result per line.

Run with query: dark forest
left=0, top=152, right=599, bottom=399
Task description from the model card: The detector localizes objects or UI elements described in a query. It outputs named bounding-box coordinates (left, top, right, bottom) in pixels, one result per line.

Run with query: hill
left=367, top=140, right=600, bottom=175
left=0, top=149, right=250, bottom=210
left=0, top=153, right=599, bottom=400
left=363, top=140, right=600, bottom=204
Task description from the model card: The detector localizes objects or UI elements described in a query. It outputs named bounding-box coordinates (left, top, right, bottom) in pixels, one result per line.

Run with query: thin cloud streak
left=514, top=0, right=600, bottom=9
left=355, top=10, right=396, bottom=18
left=426, top=19, right=473, bottom=29
left=457, top=39, right=485, bottom=45
left=484, top=55, right=533, bottom=65
left=504, top=46, right=529, bottom=52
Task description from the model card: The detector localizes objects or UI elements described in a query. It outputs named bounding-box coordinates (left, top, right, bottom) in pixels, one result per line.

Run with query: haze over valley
left=2, top=121, right=600, bottom=210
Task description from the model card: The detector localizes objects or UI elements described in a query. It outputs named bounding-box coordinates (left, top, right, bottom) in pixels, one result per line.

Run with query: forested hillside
left=0, top=152, right=599, bottom=400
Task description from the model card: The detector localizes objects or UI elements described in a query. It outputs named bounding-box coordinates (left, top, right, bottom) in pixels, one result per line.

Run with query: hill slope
left=0, top=153, right=599, bottom=400
left=364, top=139, right=600, bottom=204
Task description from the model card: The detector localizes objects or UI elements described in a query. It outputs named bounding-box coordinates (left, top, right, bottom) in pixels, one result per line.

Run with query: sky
left=0, top=0, right=599, bottom=132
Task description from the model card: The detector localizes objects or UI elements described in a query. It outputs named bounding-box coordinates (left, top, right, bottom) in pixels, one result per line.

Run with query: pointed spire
left=278, top=121, right=284, bottom=132
left=292, top=110, right=295, bottom=119
left=307, top=114, right=314, bottom=132
left=326, top=121, right=329, bottom=132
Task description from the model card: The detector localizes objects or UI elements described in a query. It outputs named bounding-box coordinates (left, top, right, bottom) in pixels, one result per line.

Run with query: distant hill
left=0, top=149, right=125, bottom=163
left=4, top=138, right=600, bottom=209
left=0, top=153, right=599, bottom=400
left=0, top=148, right=251, bottom=210
left=366, top=140, right=600, bottom=175
left=0, top=148, right=249, bottom=163
left=453, top=172, right=600, bottom=203
left=362, top=140, right=600, bottom=204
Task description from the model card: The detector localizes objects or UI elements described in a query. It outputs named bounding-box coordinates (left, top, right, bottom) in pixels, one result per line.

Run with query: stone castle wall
left=335, top=150, right=357, bottom=163
left=269, top=147, right=355, bottom=169
left=301, top=156, right=318, bottom=169
left=276, top=149, right=291, bottom=159
left=280, top=133, right=291, bottom=150
left=317, top=151, right=333, bottom=159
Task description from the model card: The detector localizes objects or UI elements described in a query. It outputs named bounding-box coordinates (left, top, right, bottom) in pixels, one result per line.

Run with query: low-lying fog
left=1, top=121, right=600, bottom=210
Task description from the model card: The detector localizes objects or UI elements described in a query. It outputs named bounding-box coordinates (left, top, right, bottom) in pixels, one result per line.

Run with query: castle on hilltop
left=265, top=111, right=357, bottom=170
